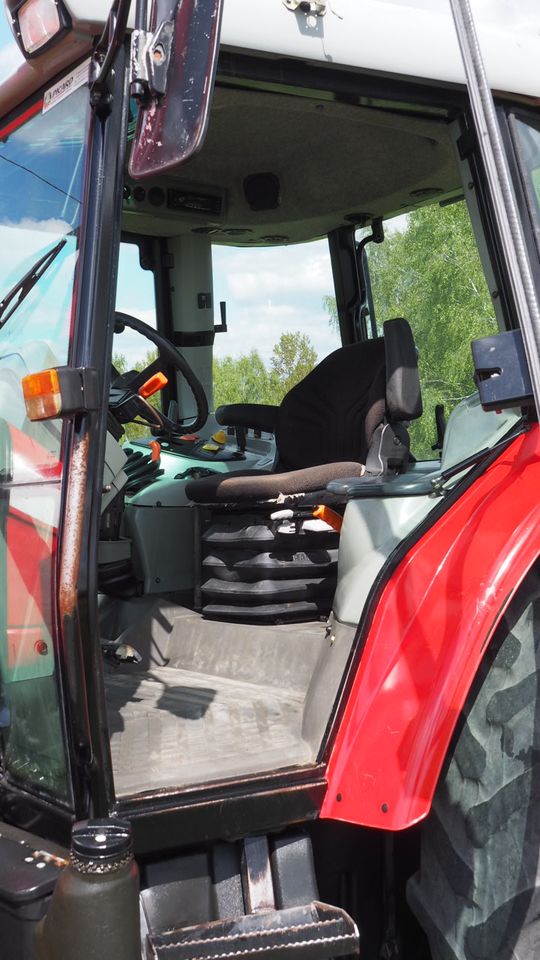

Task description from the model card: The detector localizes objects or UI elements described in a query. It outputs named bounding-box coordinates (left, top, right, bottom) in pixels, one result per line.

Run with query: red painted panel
left=6, top=506, right=55, bottom=636
left=322, top=425, right=540, bottom=831
left=10, top=422, right=62, bottom=483
left=0, top=99, right=42, bottom=140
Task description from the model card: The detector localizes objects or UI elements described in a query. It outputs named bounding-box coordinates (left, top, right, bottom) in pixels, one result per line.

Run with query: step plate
left=148, top=901, right=359, bottom=960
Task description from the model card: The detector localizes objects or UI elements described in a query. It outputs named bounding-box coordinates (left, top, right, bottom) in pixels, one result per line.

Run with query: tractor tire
left=407, top=573, right=540, bottom=960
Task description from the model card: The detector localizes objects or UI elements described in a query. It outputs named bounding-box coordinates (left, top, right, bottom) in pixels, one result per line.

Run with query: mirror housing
left=129, top=0, right=224, bottom=179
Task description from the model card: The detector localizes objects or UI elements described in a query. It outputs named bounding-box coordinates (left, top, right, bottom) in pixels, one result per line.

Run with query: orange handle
left=313, top=504, right=343, bottom=532
left=139, top=371, right=168, bottom=399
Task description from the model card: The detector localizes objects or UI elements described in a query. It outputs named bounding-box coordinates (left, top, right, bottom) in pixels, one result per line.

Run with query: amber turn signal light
left=21, top=366, right=99, bottom=421
left=22, top=368, right=62, bottom=420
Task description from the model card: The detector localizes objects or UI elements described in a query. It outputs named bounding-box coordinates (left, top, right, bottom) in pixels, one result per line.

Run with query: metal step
left=147, top=901, right=359, bottom=960
left=142, top=834, right=359, bottom=960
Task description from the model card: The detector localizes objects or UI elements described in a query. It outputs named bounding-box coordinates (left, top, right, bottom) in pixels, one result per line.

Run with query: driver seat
left=186, top=317, right=422, bottom=504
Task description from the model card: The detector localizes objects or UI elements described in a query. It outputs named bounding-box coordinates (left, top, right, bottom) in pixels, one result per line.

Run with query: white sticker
left=43, top=58, right=91, bottom=114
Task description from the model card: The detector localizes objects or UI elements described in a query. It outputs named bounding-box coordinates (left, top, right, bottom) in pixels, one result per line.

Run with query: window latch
left=282, top=0, right=327, bottom=16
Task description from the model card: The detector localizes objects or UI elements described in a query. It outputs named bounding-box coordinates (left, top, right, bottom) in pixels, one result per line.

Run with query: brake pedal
left=101, top=641, right=142, bottom=665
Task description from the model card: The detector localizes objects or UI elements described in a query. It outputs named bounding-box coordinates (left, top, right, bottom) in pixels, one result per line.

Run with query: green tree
left=323, top=294, right=339, bottom=331
left=323, top=201, right=497, bottom=458
left=269, top=331, right=317, bottom=399
left=213, top=350, right=274, bottom=406
left=213, top=332, right=318, bottom=409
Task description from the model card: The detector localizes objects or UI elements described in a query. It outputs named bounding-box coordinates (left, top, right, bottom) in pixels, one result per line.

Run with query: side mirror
left=129, top=0, right=224, bottom=179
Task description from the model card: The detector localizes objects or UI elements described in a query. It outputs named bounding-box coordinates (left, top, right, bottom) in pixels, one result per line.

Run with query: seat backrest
left=275, top=318, right=421, bottom=472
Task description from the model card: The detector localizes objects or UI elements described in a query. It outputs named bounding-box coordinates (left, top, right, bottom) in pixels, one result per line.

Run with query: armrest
left=327, top=474, right=438, bottom=499
left=215, top=403, right=279, bottom=433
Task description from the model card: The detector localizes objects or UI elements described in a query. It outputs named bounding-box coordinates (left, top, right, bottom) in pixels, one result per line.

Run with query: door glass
left=366, top=200, right=498, bottom=460
left=212, top=239, right=341, bottom=407
left=114, top=241, right=158, bottom=440
left=512, top=115, right=540, bottom=248
left=0, top=85, right=89, bottom=801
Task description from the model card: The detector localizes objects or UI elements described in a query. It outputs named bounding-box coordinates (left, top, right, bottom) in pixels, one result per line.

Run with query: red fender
left=322, top=425, right=540, bottom=831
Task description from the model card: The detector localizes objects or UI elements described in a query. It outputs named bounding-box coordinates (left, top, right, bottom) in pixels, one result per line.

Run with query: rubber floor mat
left=106, top=666, right=310, bottom=797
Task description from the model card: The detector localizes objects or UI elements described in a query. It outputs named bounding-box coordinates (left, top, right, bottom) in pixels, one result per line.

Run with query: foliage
left=323, top=294, right=339, bottom=330
left=213, top=331, right=318, bottom=408
left=270, top=332, right=318, bottom=398
left=213, top=350, right=274, bottom=406
left=114, top=333, right=319, bottom=437
left=112, top=348, right=160, bottom=440
left=324, top=201, right=498, bottom=459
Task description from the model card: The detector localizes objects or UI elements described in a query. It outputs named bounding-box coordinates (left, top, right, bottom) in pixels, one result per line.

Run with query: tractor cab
left=1, top=2, right=540, bottom=960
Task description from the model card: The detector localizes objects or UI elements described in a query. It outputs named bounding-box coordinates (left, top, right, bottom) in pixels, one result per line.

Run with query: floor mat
left=106, top=665, right=310, bottom=796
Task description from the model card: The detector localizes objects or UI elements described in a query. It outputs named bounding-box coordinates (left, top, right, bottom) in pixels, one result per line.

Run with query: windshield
left=0, top=84, right=89, bottom=803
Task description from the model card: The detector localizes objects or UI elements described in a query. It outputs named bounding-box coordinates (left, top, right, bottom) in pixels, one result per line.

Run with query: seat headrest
left=383, top=317, right=423, bottom=421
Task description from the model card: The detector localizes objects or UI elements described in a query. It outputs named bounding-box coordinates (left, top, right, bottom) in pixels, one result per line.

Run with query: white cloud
left=115, top=240, right=340, bottom=370
left=0, top=41, right=23, bottom=82
left=214, top=301, right=339, bottom=364
left=208, top=240, right=339, bottom=364
left=0, top=222, right=74, bottom=290
left=219, top=245, right=333, bottom=301
left=3, top=217, right=72, bottom=235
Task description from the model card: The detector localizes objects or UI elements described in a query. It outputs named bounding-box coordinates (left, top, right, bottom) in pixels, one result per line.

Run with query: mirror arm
left=90, top=0, right=132, bottom=116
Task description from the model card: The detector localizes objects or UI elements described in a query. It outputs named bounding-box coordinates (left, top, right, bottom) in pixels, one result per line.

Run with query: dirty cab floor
left=101, top=598, right=344, bottom=798
left=106, top=663, right=311, bottom=795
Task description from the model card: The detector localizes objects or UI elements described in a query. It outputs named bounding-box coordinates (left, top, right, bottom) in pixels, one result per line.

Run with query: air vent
left=167, top=189, right=223, bottom=215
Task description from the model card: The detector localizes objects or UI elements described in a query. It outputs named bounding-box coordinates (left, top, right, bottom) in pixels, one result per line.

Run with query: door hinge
left=283, top=0, right=327, bottom=15
left=130, top=21, right=174, bottom=102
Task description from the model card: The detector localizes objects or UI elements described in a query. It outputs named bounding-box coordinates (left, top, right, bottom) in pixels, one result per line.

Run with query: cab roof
left=1, top=0, right=540, bottom=120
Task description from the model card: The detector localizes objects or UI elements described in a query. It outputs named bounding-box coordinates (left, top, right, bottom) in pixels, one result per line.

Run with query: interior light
left=22, top=368, right=62, bottom=421
left=18, top=0, right=62, bottom=55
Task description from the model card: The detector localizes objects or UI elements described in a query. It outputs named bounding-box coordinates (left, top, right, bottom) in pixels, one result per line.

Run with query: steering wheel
left=110, top=311, right=209, bottom=433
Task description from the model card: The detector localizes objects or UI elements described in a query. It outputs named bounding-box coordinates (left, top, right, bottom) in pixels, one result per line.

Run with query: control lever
left=101, top=642, right=142, bottom=665
left=431, top=403, right=446, bottom=451
left=235, top=425, right=247, bottom=455
left=167, top=399, right=179, bottom=423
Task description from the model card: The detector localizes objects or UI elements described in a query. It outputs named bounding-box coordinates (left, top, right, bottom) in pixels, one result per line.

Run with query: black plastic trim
left=472, top=328, right=533, bottom=409
left=0, top=782, right=73, bottom=849
left=173, top=330, right=215, bottom=348
left=116, top=767, right=327, bottom=853
left=216, top=51, right=467, bottom=114
left=56, top=367, right=100, bottom=415
left=56, top=43, right=130, bottom=820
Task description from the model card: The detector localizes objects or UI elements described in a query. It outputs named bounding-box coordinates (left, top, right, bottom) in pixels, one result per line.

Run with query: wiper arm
left=0, top=238, right=67, bottom=329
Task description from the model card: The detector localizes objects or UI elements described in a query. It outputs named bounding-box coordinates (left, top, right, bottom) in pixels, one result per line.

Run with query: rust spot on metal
left=58, top=433, right=89, bottom=620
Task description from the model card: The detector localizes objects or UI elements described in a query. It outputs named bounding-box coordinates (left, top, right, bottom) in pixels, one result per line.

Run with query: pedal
left=148, top=901, right=358, bottom=960
left=101, top=641, right=142, bottom=665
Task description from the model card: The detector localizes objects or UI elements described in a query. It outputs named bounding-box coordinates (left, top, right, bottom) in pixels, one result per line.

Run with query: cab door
left=0, top=81, right=92, bottom=810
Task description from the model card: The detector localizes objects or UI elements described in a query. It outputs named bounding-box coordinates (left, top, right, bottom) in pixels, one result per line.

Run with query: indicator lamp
left=11, top=0, right=71, bottom=58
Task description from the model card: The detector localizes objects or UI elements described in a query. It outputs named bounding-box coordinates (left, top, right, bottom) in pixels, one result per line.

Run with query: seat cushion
left=186, top=461, right=365, bottom=503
